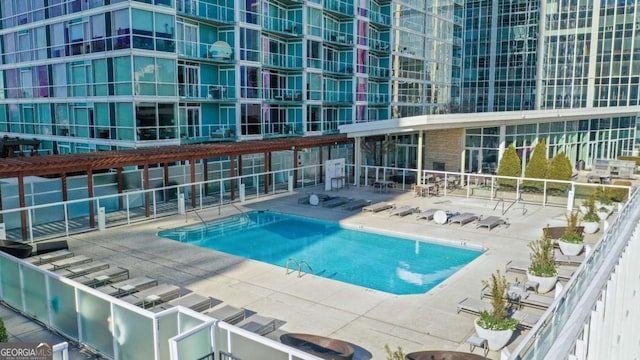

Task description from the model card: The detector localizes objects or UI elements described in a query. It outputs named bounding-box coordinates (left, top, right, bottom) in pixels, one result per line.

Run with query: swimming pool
left=158, top=211, right=483, bottom=295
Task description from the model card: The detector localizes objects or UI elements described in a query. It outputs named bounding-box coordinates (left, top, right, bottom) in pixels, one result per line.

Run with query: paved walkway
left=1, top=180, right=609, bottom=359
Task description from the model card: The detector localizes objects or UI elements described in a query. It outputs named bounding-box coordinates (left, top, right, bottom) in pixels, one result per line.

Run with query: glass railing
left=324, top=30, right=354, bottom=45
left=325, top=0, right=354, bottom=16
left=369, top=11, right=391, bottom=26
left=368, top=38, right=391, bottom=51
left=176, top=0, right=234, bottom=23
left=323, top=61, right=354, bottom=74
left=177, top=40, right=235, bottom=62
left=262, top=52, right=303, bottom=69
left=262, top=16, right=302, bottom=36
left=0, top=249, right=322, bottom=360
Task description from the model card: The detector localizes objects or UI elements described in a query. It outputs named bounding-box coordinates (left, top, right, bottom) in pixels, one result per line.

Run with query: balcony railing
left=324, top=30, right=354, bottom=46
left=262, top=53, right=303, bottom=69
left=263, top=16, right=303, bottom=37
left=176, top=0, right=234, bottom=24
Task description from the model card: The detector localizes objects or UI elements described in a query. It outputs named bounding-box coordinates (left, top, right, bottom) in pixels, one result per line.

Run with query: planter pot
left=597, top=202, right=615, bottom=213
left=474, top=318, right=513, bottom=351
left=558, top=240, right=584, bottom=256
left=583, top=221, right=599, bottom=234
left=527, top=272, right=557, bottom=294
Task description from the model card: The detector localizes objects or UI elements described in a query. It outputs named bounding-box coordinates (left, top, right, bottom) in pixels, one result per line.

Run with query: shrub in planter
left=523, top=141, right=548, bottom=192
left=497, top=144, right=521, bottom=190
left=528, top=227, right=558, bottom=293
left=475, top=270, right=518, bottom=351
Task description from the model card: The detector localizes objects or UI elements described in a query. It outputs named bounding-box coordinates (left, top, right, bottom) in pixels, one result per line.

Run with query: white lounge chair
left=449, top=212, right=480, bottom=226
left=237, top=314, right=277, bottom=335
left=457, top=297, right=541, bottom=330
left=206, top=304, right=246, bottom=324
left=362, top=202, right=394, bottom=213
left=553, top=253, right=584, bottom=266
left=342, top=199, right=371, bottom=211
left=120, top=284, right=182, bottom=308
left=416, top=208, right=440, bottom=221
left=476, top=216, right=509, bottom=230
left=504, top=260, right=575, bottom=281
left=389, top=206, right=418, bottom=217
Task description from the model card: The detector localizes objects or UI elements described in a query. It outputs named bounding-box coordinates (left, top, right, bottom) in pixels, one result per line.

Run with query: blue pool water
left=158, top=211, right=482, bottom=295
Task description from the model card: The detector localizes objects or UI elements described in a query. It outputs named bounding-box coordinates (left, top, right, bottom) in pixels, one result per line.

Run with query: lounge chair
left=476, top=216, right=509, bottom=230
left=153, top=293, right=217, bottom=313
left=449, top=212, right=479, bottom=226
left=26, top=249, right=74, bottom=265
left=416, top=208, right=440, bottom=221
left=206, top=304, right=246, bottom=324
left=33, top=240, right=69, bottom=255
left=553, top=253, right=584, bottom=266
left=342, top=199, right=371, bottom=211
left=520, top=293, right=554, bottom=310
left=54, top=261, right=110, bottom=278
left=456, top=297, right=541, bottom=330
left=389, top=206, right=418, bottom=217
left=456, top=297, right=492, bottom=315
left=75, top=267, right=130, bottom=287
left=119, top=284, right=182, bottom=308
left=237, top=314, right=277, bottom=335
left=40, top=255, right=93, bottom=271
left=504, top=260, right=575, bottom=281
left=322, top=197, right=351, bottom=208
left=362, top=202, right=394, bottom=213
left=511, top=309, right=541, bottom=330
left=97, top=276, right=159, bottom=297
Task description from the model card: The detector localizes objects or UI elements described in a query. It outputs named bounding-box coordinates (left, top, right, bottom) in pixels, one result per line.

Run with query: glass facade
left=1, top=0, right=435, bottom=155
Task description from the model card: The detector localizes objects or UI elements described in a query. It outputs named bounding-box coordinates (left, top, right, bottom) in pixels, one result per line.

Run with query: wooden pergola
left=0, top=134, right=353, bottom=239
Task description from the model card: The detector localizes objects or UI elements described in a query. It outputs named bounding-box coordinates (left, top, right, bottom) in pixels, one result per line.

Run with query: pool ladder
left=285, top=258, right=314, bottom=278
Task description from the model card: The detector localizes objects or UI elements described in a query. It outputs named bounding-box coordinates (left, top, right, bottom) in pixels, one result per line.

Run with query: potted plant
left=594, top=187, right=615, bottom=212
left=581, top=195, right=600, bottom=234
left=557, top=211, right=584, bottom=256
left=384, top=344, right=405, bottom=360
left=474, top=270, right=518, bottom=351
left=527, top=227, right=558, bottom=294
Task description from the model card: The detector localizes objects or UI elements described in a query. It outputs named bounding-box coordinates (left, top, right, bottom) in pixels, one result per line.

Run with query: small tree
left=477, top=270, right=518, bottom=330
left=384, top=344, right=405, bottom=360
left=497, top=144, right=521, bottom=189
left=0, top=316, right=8, bottom=342
left=547, top=152, right=573, bottom=194
left=528, top=227, right=557, bottom=277
left=523, top=140, right=549, bottom=192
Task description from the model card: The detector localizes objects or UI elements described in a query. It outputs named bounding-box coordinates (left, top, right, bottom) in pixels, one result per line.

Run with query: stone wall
left=425, top=128, right=465, bottom=172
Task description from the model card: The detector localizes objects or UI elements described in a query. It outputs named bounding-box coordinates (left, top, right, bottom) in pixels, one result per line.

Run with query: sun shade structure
left=0, top=134, right=352, bottom=239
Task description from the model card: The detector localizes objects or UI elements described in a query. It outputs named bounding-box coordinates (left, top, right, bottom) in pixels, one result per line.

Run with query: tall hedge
left=547, top=152, right=573, bottom=193
left=497, top=144, right=521, bottom=189
left=523, top=140, right=548, bottom=191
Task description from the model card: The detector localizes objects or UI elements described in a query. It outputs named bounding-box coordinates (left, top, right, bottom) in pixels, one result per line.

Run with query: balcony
left=262, top=53, right=303, bottom=70
left=369, top=11, right=391, bottom=28
left=324, top=62, right=354, bottom=77
left=176, top=0, right=234, bottom=25
left=324, top=31, right=354, bottom=48
left=177, top=40, right=235, bottom=63
left=263, top=17, right=303, bottom=38
left=367, top=94, right=389, bottom=104
left=325, top=0, right=353, bottom=18
left=368, top=66, right=390, bottom=79
left=368, top=39, right=390, bottom=54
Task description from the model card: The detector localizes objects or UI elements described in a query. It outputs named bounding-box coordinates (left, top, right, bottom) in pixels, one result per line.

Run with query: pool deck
left=43, top=182, right=606, bottom=360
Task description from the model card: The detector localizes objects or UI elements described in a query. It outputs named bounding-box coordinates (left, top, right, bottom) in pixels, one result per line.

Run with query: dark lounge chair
left=0, top=240, right=33, bottom=259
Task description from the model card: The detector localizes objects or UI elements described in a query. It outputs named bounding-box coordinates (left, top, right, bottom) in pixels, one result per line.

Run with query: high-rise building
left=0, top=0, right=462, bottom=156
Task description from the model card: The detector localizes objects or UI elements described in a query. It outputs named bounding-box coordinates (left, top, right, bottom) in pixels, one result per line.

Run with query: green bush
left=606, top=181, right=632, bottom=203
left=523, top=141, right=548, bottom=192
left=617, top=156, right=640, bottom=166
left=547, top=152, right=573, bottom=194
left=477, top=270, right=519, bottom=331
left=0, top=316, right=7, bottom=342
left=497, top=143, right=521, bottom=189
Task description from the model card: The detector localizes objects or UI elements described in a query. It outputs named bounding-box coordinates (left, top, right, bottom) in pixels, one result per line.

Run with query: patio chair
left=154, top=293, right=218, bottom=313
left=416, top=208, right=440, bottom=221
left=76, top=266, right=130, bottom=287
left=237, top=314, right=277, bottom=335
left=511, top=309, right=541, bottom=330
left=54, top=261, right=110, bottom=278
left=553, top=253, right=585, bottom=266
left=449, top=212, right=480, bottom=226
left=97, top=276, right=159, bottom=297
left=389, top=206, right=418, bottom=217
left=40, top=255, right=93, bottom=271
left=322, top=197, right=351, bottom=208
left=504, top=260, right=575, bottom=281
left=520, top=293, right=554, bottom=310
left=342, top=199, right=371, bottom=211
left=456, top=297, right=492, bottom=315
left=120, top=283, right=182, bottom=308
left=206, top=304, right=246, bottom=325
left=476, top=216, right=509, bottom=230
left=362, top=202, right=394, bottom=213
left=26, top=249, right=75, bottom=265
